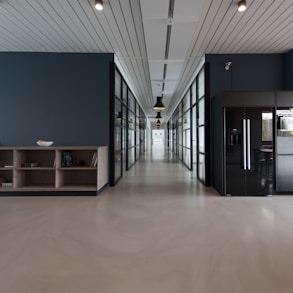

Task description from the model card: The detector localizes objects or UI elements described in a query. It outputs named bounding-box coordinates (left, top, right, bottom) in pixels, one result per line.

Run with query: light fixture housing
left=155, top=111, right=162, bottom=120
left=225, top=62, right=232, bottom=70
left=238, top=0, right=247, bottom=12
left=95, top=0, right=103, bottom=11
left=153, top=96, right=165, bottom=110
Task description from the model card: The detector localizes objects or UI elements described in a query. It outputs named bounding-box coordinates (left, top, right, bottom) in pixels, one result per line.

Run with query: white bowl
left=36, top=141, right=54, bottom=147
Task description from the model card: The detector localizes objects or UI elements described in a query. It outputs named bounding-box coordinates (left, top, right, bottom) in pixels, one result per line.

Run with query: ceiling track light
left=238, top=0, right=247, bottom=12
left=95, top=0, right=103, bottom=11
left=153, top=96, right=165, bottom=110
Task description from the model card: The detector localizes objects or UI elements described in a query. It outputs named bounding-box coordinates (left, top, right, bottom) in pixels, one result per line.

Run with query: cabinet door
left=225, top=107, right=246, bottom=195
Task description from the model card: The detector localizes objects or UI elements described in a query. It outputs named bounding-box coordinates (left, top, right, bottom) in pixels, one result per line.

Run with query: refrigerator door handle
left=243, top=119, right=247, bottom=170
left=247, top=119, right=251, bottom=170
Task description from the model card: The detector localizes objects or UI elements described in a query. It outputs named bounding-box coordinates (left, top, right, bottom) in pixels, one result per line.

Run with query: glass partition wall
left=168, top=64, right=209, bottom=185
left=110, top=65, right=146, bottom=186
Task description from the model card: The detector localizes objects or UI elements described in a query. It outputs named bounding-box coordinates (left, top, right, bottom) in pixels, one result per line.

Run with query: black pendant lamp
left=156, top=111, right=162, bottom=120
left=153, top=96, right=165, bottom=110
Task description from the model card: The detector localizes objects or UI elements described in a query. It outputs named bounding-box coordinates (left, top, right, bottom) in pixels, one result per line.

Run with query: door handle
left=243, top=119, right=247, bottom=170
left=247, top=119, right=251, bottom=170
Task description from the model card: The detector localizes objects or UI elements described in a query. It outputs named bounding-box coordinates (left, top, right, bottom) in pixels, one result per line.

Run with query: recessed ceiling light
left=95, top=0, right=103, bottom=11
left=238, top=0, right=247, bottom=12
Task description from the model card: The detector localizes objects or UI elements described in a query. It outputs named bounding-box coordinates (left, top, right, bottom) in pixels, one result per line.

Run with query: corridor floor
left=1, top=148, right=293, bottom=293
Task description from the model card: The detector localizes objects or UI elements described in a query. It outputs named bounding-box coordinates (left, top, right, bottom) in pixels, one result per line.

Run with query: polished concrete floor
left=1, top=147, right=293, bottom=292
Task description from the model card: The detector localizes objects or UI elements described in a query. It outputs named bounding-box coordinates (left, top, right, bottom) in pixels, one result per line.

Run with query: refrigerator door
left=225, top=108, right=246, bottom=195
left=225, top=107, right=274, bottom=195
left=245, top=107, right=274, bottom=195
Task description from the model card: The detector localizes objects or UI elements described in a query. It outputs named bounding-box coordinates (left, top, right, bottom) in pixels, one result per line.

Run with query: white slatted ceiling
left=0, top=0, right=293, bottom=118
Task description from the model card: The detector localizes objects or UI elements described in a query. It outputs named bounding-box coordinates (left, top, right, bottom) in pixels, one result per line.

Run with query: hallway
left=1, top=149, right=293, bottom=292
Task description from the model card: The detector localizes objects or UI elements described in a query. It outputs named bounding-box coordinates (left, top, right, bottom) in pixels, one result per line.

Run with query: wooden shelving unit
left=0, top=146, right=108, bottom=194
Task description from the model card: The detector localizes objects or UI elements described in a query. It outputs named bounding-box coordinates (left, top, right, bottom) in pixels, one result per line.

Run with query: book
left=90, top=152, right=97, bottom=167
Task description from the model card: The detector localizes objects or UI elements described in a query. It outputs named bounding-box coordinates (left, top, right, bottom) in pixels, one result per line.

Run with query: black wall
left=285, top=49, right=293, bottom=90
left=0, top=52, right=114, bottom=146
left=206, top=54, right=285, bottom=97
left=207, top=54, right=285, bottom=194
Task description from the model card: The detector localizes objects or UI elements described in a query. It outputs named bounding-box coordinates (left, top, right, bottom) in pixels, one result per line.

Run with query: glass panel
left=128, top=129, right=135, bottom=148
left=262, top=112, right=273, bottom=141
left=198, top=69, right=205, bottom=99
left=122, top=106, right=127, bottom=171
left=183, top=91, right=190, bottom=112
left=191, top=81, right=197, bottom=105
left=184, top=129, right=191, bottom=148
left=183, top=113, right=190, bottom=130
left=198, top=98, right=205, bottom=126
left=128, top=147, right=135, bottom=167
left=192, top=105, right=197, bottom=174
left=128, top=111, right=135, bottom=130
left=114, top=125, right=122, bottom=181
left=115, top=70, right=121, bottom=98
left=122, top=81, right=127, bottom=101
left=276, top=108, right=293, bottom=137
left=183, top=148, right=191, bottom=169
left=198, top=126, right=205, bottom=153
left=198, top=154, right=206, bottom=182
left=128, top=91, right=135, bottom=112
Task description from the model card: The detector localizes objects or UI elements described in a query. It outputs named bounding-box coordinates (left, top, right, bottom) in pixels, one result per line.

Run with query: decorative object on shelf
left=36, top=140, right=54, bottom=146
left=21, top=162, right=39, bottom=167
left=62, top=151, right=73, bottom=167
left=2, top=182, right=12, bottom=187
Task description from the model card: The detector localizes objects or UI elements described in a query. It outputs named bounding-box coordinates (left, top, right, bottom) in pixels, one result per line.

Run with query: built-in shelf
left=0, top=146, right=108, bottom=194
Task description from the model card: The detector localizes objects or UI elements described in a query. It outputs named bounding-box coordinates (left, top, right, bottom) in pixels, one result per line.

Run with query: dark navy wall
left=206, top=54, right=285, bottom=97
left=285, top=49, right=293, bottom=90
left=0, top=52, right=113, bottom=146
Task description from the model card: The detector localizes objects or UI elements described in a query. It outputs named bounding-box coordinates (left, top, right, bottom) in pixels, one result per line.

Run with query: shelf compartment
left=15, top=169, right=55, bottom=188
left=0, top=150, right=14, bottom=168
left=0, top=169, right=13, bottom=189
left=57, top=149, right=97, bottom=168
left=56, top=169, right=97, bottom=189
left=15, top=149, right=55, bottom=168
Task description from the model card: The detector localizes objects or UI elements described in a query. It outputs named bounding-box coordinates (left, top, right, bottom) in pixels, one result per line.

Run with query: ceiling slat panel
left=48, top=1, right=94, bottom=51
left=67, top=0, right=105, bottom=51
left=215, top=0, right=280, bottom=53
left=195, top=0, right=233, bottom=54
left=0, top=1, right=55, bottom=51
left=35, top=0, right=88, bottom=51
left=229, top=1, right=293, bottom=53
